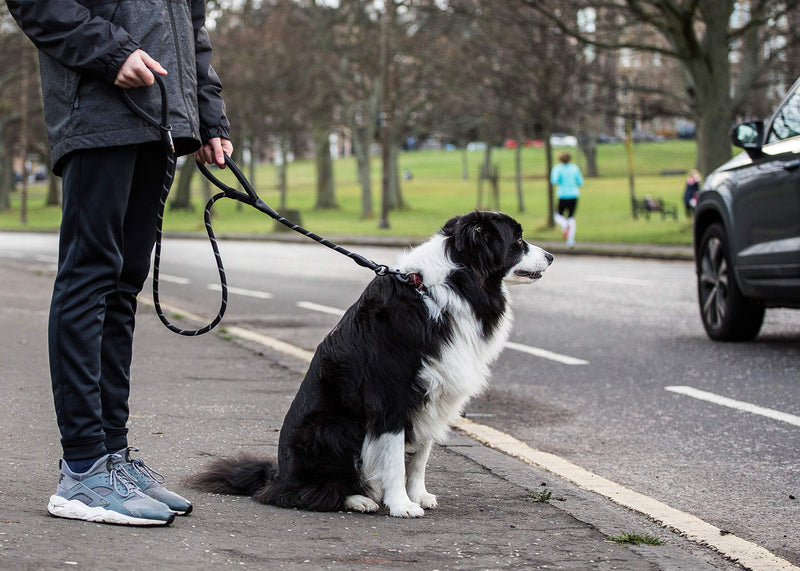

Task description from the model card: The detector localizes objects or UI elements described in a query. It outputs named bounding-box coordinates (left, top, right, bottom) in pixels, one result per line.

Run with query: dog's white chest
left=412, top=298, right=512, bottom=444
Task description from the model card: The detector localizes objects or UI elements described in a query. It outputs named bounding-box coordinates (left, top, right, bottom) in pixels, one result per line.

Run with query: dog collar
left=397, top=272, right=425, bottom=293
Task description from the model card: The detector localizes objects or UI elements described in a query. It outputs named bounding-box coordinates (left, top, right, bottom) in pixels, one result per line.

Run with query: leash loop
left=121, top=76, right=226, bottom=336
left=122, top=79, right=414, bottom=336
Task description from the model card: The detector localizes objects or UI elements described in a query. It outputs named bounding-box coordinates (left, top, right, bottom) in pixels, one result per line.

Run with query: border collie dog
left=187, top=211, right=553, bottom=517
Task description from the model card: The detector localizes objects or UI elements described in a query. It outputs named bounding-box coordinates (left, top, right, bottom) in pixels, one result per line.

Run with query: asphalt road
left=2, top=232, right=798, bottom=566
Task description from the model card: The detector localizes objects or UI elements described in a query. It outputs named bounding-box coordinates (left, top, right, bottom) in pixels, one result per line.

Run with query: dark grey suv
left=693, top=79, right=800, bottom=341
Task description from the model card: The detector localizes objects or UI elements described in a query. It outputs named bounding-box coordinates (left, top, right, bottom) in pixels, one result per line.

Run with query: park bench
left=632, top=196, right=678, bottom=220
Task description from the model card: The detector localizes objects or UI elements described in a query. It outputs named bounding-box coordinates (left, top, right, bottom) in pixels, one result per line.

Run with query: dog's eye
left=516, top=238, right=524, bottom=246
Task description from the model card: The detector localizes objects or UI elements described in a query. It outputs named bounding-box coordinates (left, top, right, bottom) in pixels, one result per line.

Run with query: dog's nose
left=544, top=252, right=554, bottom=265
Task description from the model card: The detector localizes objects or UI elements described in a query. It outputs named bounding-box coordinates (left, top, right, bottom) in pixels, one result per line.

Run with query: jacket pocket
left=57, top=67, right=81, bottom=110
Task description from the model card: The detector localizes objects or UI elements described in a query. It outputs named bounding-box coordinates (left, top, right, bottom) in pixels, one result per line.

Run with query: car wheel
left=696, top=223, right=765, bottom=341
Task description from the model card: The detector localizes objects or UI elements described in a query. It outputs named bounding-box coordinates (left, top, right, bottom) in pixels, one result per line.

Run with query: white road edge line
left=139, top=298, right=797, bottom=570
left=454, top=417, right=797, bottom=571
left=139, top=297, right=314, bottom=362
left=298, top=302, right=589, bottom=366
left=208, top=284, right=274, bottom=300
left=666, top=385, right=800, bottom=427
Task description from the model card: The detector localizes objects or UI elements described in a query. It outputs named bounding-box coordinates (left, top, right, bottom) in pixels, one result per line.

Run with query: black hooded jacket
left=7, top=0, right=230, bottom=174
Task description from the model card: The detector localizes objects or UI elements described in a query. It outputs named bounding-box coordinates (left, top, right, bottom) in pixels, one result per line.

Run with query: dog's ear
left=454, top=220, right=487, bottom=251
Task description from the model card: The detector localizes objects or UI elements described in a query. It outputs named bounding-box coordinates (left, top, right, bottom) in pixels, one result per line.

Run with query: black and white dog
left=186, top=211, right=553, bottom=517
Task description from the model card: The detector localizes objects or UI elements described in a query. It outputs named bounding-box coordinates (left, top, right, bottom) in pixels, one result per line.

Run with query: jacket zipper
left=166, top=0, right=195, bottom=137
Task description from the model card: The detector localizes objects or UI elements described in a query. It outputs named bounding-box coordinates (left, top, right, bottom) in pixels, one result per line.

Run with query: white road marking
left=504, top=341, right=588, bottom=365
left=586, top=275, right=653, bottom=286
left=297, top=301, right=345, bottom=316
left=139, top=297, right=311, bottom=362
left=455, top=417, right=798, bottom=571
left=208, top=284, right=273, bottom=299
left=666, top=385, right=800, bottom=427
left=150, top=273, right=190, bottom=285
left=298, top=302, right=589, bottom=366
left=137, top=297, right=797, bottom=570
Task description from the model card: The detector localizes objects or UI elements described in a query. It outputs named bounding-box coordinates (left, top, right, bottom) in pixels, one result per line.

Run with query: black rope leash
left=121, top=77, right=413, bottom=336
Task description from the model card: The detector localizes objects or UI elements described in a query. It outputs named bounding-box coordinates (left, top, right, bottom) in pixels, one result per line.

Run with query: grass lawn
left=0, top=139, right=702, bottom=245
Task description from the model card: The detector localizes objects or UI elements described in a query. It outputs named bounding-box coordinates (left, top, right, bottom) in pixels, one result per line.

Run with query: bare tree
left=520, top=0, right=800, bottom=175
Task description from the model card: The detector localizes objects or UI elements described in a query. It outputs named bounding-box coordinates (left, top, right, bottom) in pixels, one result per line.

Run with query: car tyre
left=696, top=223, right=765, bottom=341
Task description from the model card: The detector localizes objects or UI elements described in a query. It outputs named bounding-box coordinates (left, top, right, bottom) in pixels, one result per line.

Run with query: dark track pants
left=49, top=143, right=166, bottom=463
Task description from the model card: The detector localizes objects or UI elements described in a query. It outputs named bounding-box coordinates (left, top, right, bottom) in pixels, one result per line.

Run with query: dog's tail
left=182, top=454, right=278, bottom=497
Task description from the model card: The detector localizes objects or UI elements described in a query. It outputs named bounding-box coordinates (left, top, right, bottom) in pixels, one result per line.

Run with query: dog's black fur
left=185, top=211, right=552, bottom=516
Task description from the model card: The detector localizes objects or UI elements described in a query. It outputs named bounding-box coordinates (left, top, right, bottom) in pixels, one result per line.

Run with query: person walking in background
left=6, top=0, right=232, bottom=526
left=683, top=169, right=702, bottom=217
left=551, top=152, right=584, bottom=247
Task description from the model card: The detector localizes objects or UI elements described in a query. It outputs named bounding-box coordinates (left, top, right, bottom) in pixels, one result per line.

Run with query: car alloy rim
left=699, top=236, right=728, bottom=329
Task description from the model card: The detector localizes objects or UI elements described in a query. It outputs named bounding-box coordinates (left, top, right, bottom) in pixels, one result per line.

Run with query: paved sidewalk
left=0, top=259, right=732, bottom=570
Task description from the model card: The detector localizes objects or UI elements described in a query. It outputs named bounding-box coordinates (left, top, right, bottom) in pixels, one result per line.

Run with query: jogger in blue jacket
left=550, top=152, right=584, bottom=247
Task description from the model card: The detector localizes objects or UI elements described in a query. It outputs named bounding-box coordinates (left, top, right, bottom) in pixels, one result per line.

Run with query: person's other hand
left=115, top=49, right=167, bottom=89
left=196, top=138, right=233, bottom=169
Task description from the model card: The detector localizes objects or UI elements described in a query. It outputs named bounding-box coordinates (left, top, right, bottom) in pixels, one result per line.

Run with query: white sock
left=567, top=217, right=576, bottom=243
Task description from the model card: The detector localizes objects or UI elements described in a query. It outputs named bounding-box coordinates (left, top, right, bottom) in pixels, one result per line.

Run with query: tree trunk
left=44, top=147, right=60, bottom=206
left=580, top=134, right=598, bottom=177
left=277, top=137, right=289, bottom=212
left=351, top=120, right=373, bottom=218
left=313, top=123, right=337, bottom=209
left=695, top=104, right=732, bottom=177
left=387, top=140, right=405, bottom=210
left=170, top=157, right=195, bottom=211
left=514, top=126, right=524, bottom=213
left=0, top=142, right=11, bottom=211
left=544, top=135, right=554, bottom=228
left=248, top=137, right=257, bottom=191
left=46, top=175, right=61, bottom=207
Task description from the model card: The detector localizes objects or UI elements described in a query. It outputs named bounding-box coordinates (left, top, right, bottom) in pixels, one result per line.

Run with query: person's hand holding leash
left=196, top=138, right=233, bottom=169
left=115, top=49, right=167, bottom=89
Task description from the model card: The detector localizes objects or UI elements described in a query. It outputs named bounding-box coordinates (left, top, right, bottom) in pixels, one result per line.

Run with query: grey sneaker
left=47, top=454, right=175, bottom=526
left=117, top=447, right=193, bottom=515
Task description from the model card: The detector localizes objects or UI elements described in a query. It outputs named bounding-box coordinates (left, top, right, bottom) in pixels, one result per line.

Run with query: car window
left=767, top=89, right=800, bottom=143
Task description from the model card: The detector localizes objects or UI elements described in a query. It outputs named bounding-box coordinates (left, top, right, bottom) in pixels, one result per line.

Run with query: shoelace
left=125, top=454, right=167, bottom=485
left=106, top=456, right=141, bottom=498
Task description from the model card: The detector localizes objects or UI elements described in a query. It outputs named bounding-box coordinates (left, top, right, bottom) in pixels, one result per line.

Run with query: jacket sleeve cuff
left=102, top=40, right=139, bottom=84
left=200, top=125, right=231, bottom=143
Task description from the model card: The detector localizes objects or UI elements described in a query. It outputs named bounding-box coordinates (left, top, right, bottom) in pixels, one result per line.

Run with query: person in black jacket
left=6, top=0, right=232, bottom=526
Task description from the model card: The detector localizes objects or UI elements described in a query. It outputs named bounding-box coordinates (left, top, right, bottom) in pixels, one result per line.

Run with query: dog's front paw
left=388, top=501, right=425, bottom=518
left=416, top=492, right=438, bottom=509
left=344, top=495, right=380, bottom=513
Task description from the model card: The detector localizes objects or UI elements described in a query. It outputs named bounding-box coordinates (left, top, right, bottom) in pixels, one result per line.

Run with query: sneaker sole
left=48, top=495, right=174, bottom=526
left=172, top=504, right=192, bottom=516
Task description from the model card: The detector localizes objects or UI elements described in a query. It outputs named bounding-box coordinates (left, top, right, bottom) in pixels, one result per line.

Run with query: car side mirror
left=731, top=121, right=764, bottom=159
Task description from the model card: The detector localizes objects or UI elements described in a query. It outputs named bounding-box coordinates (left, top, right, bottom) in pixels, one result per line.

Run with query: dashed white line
left=297, top=301, right=345, bottom=316
left=666, top=385, right=800, bottom=427
left=151, top=273, right=191, bottom=285
left=586, top=275, right=653, bottom=286
left=504, top=341, right=589, bottom=365
left=208, top=284, right=273, bottom=299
